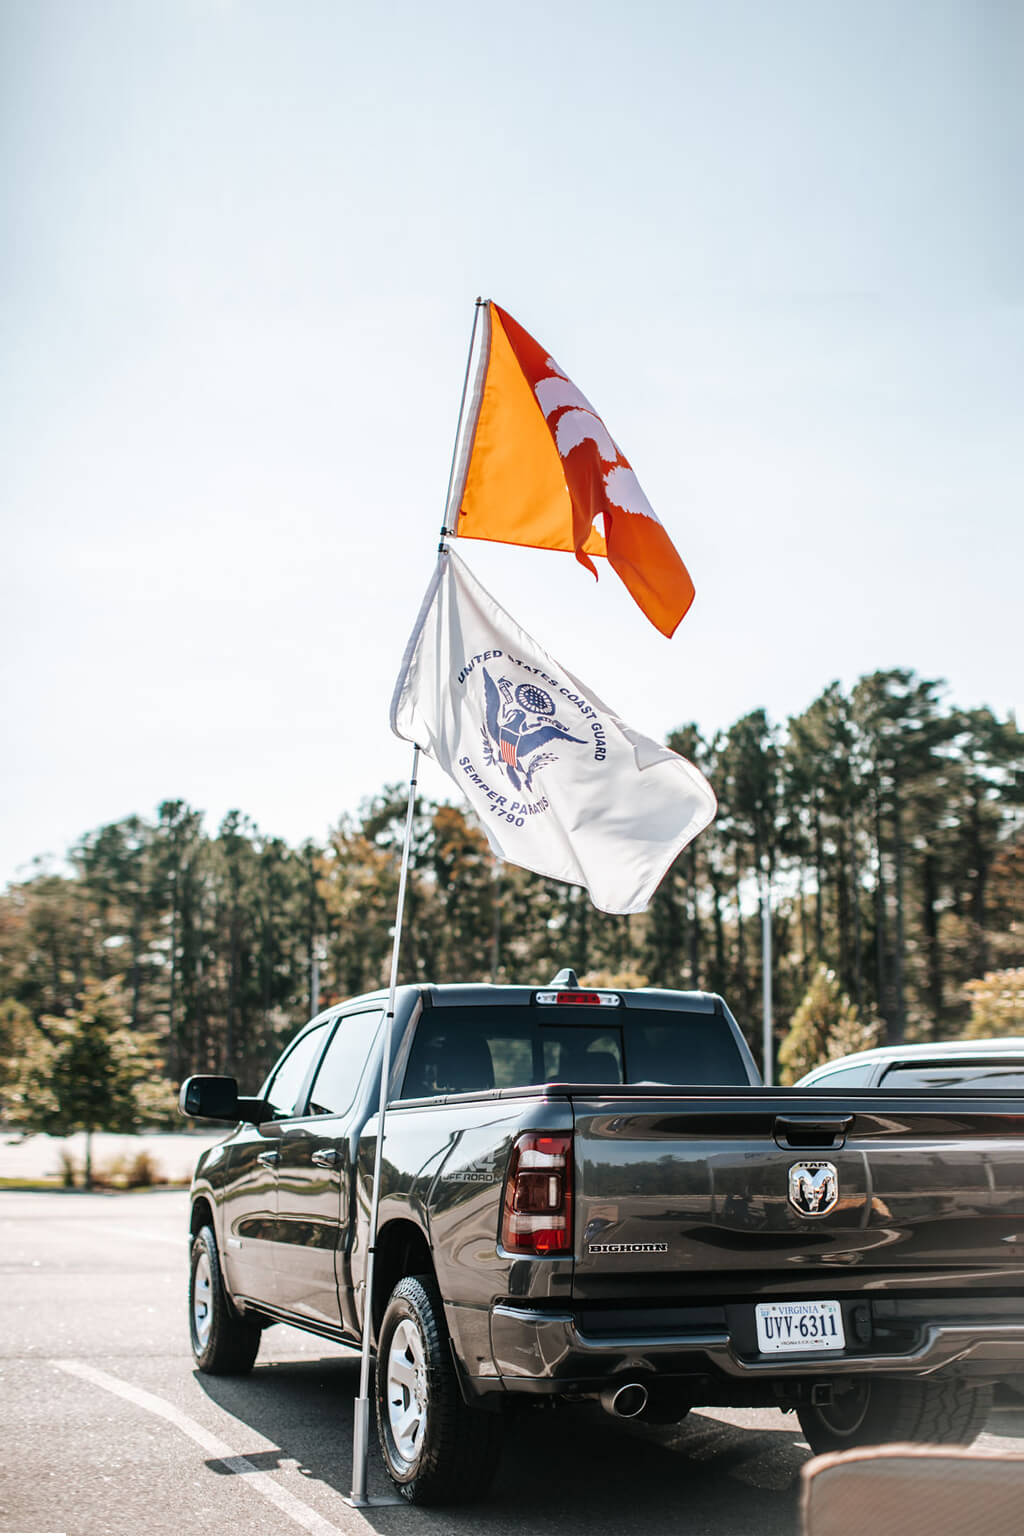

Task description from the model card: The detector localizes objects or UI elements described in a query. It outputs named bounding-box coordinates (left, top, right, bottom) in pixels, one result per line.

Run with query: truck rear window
left=398, top=1006, right=749, bottom=1098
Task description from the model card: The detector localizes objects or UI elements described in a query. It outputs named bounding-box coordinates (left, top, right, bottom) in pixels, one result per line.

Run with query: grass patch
left=0, top=1175, right=190, bottom=1192
left=0, top=1176, right=66, bottom=1190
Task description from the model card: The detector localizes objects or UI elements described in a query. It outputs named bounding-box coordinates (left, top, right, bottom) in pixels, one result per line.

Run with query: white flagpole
left=348, top=743, right=419, bottom=1506
left=440, top=296, right=489, bottom=540
left=347, top=298, right=489, bottom=1506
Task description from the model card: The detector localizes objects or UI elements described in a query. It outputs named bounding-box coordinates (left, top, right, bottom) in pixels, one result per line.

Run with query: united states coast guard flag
left=390, top=549, right=716, bottom=915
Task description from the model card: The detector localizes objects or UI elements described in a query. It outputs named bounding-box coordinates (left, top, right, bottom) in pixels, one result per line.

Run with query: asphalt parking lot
left=2, top=1190, right=1023, bottom=1536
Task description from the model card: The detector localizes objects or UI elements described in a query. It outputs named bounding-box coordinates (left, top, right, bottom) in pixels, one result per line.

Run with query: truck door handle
left=311, top=1149, right=341, bottom=1169
left=256, top=1149, right=281, bottom=1168
left=773, top=1115, right=853, bottom=1150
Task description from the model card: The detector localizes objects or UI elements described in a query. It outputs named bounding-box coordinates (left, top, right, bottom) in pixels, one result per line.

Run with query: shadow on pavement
left=197, top=1352, right=810, bottom=1534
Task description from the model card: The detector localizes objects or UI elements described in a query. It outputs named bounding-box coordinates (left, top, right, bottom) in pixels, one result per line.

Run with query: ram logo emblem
left=788, top=1161, right=839, bottom=1217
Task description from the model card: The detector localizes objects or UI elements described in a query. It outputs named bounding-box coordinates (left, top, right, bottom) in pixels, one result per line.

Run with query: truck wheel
left=189, top=1226, right=262, bottom=1375
left=797, top=1377, right=992, bottom=1455
left=375, top=1275, right=502, bottom=1505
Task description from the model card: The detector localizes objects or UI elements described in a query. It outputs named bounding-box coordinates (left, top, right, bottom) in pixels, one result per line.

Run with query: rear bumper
left=486, top=1302, right=1024, bottom=1395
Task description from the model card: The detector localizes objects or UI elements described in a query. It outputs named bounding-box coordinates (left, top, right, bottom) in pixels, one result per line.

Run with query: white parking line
left=50, top=1359, right=362, bottom=1536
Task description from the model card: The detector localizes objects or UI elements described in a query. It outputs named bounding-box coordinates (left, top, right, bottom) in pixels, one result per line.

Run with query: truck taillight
left=501, top=1133, right=573, bottom=1256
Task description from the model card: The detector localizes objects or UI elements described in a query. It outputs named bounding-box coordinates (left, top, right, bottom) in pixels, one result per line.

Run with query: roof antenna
left=549, top=967, right=581, bottom=989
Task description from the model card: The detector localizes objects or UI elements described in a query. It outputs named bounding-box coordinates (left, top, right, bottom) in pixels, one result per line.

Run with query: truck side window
left=307, top=1010, right=384, bottom=1115
left=265, top=1020, right=331, bottom=1118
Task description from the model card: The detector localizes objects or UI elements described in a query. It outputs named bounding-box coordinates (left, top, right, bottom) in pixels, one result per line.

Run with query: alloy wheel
left=386, top=1317, right=428, bottom=1464
left=192, top=1249, right=213, bottom=1349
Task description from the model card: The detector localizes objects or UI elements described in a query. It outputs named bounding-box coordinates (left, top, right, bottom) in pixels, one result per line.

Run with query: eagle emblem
left=788, top=1161, right=839, bottom=1218
left=481, top=670, right=586, bottom=793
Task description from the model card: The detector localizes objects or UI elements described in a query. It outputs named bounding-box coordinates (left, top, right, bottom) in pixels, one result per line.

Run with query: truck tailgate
left=569, top=1090, right=1024, bottom=1300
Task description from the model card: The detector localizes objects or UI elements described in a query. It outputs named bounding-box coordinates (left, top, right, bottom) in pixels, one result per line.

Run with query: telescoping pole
left=439, top=296, right=488, bottom=540
left=348, top=744, right=420, bottom=1507
left=347, top=299, right=488, bottom=1506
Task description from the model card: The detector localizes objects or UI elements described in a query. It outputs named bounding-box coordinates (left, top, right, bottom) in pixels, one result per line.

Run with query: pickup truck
left=180, top=975, right=1024, bottom=1505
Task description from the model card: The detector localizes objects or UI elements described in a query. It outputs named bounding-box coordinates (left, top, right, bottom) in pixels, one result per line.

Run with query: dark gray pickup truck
left=181, top=976, right=1024, bottom=1504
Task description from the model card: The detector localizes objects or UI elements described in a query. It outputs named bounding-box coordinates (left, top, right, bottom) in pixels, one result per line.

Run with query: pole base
left=343, top=1494, right=407, bottom=1508
left=348, top=1394, right=405, bottom=1506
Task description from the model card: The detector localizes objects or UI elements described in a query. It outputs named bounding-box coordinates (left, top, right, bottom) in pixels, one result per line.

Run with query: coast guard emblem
left=481, top=671, right=586, bottom=793
left=788, top=1161, right=839, bottom=1217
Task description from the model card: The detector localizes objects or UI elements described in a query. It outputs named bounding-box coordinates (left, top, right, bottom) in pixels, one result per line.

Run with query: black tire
left=797, top=1377, right=992, bottom=1455
left=189, top=1225, right=262, bottom=1375
left=374, top=1275, right=503, bottom=1505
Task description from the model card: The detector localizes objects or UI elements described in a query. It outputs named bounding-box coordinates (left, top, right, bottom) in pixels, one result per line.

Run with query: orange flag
left=456, top=302, right=695, bottom=638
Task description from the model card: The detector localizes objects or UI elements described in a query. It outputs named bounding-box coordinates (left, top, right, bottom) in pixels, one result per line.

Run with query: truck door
left=221, top=1017, right=332, bottom=1306
left=273, top=1008, right=384, bottom=1331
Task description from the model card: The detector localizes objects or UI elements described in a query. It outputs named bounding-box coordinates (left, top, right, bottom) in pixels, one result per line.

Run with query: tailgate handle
left=773, top=1114, right=852, bottom=1150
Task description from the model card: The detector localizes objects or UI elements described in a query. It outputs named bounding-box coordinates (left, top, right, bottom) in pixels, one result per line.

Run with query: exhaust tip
left=600, top=1382, right=649, bottom=1419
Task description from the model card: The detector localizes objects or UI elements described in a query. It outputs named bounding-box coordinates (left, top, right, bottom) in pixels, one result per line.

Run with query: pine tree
left=7, top=977, right=174, bottom=1188
left=777, top=965, right=880, bottom=1084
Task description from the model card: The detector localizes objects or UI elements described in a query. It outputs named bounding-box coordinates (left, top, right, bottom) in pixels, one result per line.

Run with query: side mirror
left=178, top=1075, right=273, bottom=1125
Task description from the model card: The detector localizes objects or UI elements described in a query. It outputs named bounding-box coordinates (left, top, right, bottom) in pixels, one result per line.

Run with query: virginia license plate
left=755, top=1299, right=845, bottom=1354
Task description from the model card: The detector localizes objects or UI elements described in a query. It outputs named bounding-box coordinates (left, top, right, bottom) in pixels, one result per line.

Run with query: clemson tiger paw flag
left=390, top=549, right=716, bottom=915
left=454, top=302, right=695, bottom=639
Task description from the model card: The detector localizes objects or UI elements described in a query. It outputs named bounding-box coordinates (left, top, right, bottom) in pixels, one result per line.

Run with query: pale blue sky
left=2, top=0, right=1021, bottom=884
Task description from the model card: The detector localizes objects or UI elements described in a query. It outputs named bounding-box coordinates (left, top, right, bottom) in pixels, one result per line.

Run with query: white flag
left=390, top=550, right=716, bottom=915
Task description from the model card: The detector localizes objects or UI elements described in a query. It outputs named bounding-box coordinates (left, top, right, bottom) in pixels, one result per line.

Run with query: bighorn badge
left=788, top=1161, right=839, bottom=1217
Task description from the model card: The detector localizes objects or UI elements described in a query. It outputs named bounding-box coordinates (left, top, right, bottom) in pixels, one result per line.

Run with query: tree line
left=1, top=667, right=1021, bottom=1109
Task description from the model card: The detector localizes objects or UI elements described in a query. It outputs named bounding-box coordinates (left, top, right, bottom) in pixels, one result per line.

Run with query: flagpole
left=441, top=296, right=488, bottom=540
left=347, top=298, right=489, bottom=1506
left=347, top=742, right=419, bottom=1507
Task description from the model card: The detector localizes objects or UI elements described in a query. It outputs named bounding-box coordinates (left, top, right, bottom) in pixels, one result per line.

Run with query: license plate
left=755, top=1299, right=845, bottom=1354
